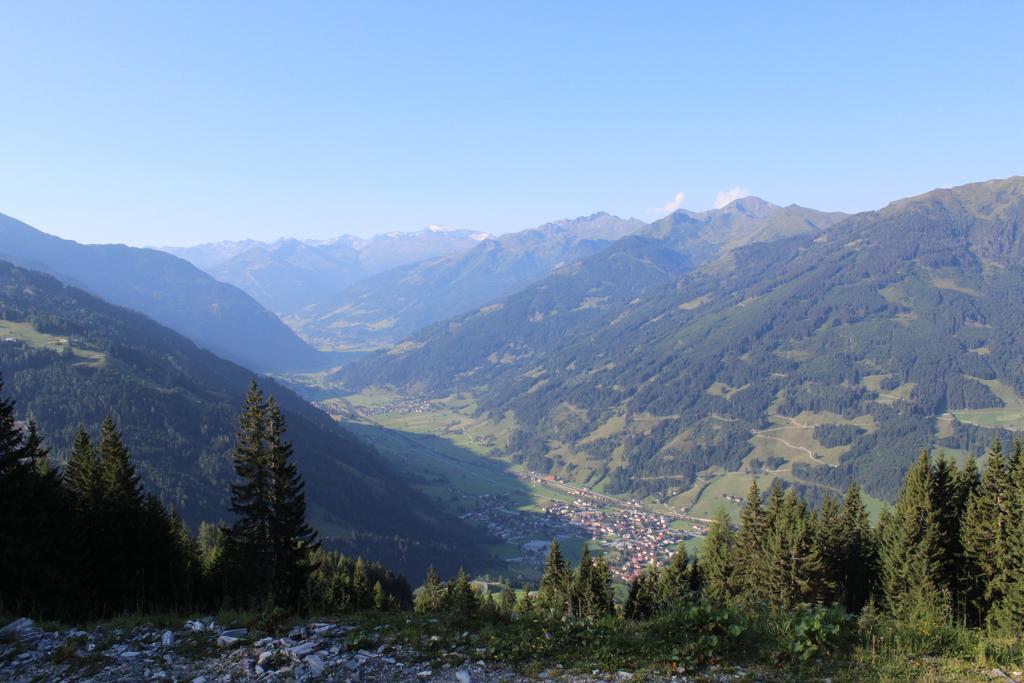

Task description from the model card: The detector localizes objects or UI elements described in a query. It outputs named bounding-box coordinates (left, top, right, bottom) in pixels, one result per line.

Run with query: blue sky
left=1, top=2, right=1022, bottom=246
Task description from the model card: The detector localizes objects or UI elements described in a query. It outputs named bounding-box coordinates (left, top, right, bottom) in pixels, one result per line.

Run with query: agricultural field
left=0, top=318, right=105, bottom=368
left=952, top=378, right=1024, bottom=430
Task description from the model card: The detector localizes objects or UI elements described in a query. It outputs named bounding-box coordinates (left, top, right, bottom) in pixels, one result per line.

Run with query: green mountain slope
left=334, top=178, right=1024, bottom=504
left=0, top=260, right=490, bottom=576
left=0, top=212, right=324, bottom=372
left=295, top=213, right=645, bottom=350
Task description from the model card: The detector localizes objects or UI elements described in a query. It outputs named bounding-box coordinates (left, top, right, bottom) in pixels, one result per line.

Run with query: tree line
left=0, top=375, right=408, bottom=619
left=411, top=441, right=1024, bottom=645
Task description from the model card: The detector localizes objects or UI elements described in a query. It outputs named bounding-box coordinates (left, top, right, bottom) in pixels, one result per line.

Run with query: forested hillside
left=0, top=212, right=324, bottom=372
left=0, top=260, right=489, bottom=576
left=335, top=178, right=1024, bottom=504
left=296, top=213, right=645, bottom=350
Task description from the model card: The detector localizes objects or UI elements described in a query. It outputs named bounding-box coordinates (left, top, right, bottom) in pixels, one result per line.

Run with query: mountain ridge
left=0, top=212, right=324, bottom=372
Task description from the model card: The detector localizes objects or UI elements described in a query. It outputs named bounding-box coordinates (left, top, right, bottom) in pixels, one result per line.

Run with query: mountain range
left=164, top=226, right=490, bottom=317
left=0, top=213, right=323, bottom=373
left=0, top=258, right=489, bottom=576
left=332, top=178, right=1024, bottom=506
left=293, top=212, right=646, bottom=350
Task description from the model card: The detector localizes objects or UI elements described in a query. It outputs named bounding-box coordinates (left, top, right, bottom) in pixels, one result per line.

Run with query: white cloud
left=651, top=191, right=687, bottom=215
left=714, top=187, right=750, bottom=209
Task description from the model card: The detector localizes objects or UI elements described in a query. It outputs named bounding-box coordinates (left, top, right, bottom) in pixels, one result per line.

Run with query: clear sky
left=1, top=2, right=1022, bottom=246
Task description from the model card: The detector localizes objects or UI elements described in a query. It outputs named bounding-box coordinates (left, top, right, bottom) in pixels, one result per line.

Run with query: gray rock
left=216, top=635, right=241, bottom=648
left=417, top=670, right=432, bottom=679
left=456, top=670, right=473, bottom=683
left=161, top=631, right=175, bottom=648
left=289, top=641, right=316, bottom=657
left=0, top=618, right=34, bottom=636
left=220, top=628, right=248, bottom=639
left=305, top=653, right=325, bottom=675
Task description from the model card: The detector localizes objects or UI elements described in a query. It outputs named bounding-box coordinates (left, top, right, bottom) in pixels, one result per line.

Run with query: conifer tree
left=498, top=583, right=517, bottom=616
left=658, top=546, right=697, bottom=610
left=352, top=556, right=371, bottom=610
left=568, top=545, right=595, bottom=619
left=224, top=381, right=274, bottom=601
left=838, top=482, right=876, bottom=613
left=623, top=566, right=659, bottom=620
left=813, top=492, right=845, bottom=605
left=98, top=414, right=143, bottom=506
left=537, top=539, right=570, bottom=614
left=701, top=507, right=735, bottom=603
left=415, top=565, right=445, bottom=614
left=879, top=450, right=949, bottom=624
left=763, top=489, right=823, bottom=608
left=515, top=589, right=535, bottom=615
left=64, top=426, right=101, bottom=504
left=0, top=374, right=23, bottom=476
left=266, top=398, right=319, bottom=607
left=589, top=556, right=615, bottom=617
left=987, top=440, right=1024, bottom=635
left=961, top=440, right=1009, bottom=624
left=733, top=481, right=768, bottom=604
left=445, top=567, right=478, bottom=623
left=931, top=453, right=964, bottom=610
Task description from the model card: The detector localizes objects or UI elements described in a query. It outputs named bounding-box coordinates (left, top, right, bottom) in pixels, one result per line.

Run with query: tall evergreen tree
left=961, top=440, right=1009, bottom=624
left=838, top=482, right=876, bottom=613
left=763, top=489, right=823, bottom=608
left=701, top=507, right=735, bottom=603
left=879, top=450, right=949, bottom=624
left=733, top=481, right=768, bottom=604
left=224, top=381, right=275, bottom=602
left=537, top=539, right=570, bottom=614
left=266, top=398, right=319, bottom=607
left=987, top=440, right=1024, bottom=635
left=415, top=565, right=445, bottom=614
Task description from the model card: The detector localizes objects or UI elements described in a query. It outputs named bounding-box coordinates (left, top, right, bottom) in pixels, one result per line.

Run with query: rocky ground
left=0, top=616, right=751, bottom=682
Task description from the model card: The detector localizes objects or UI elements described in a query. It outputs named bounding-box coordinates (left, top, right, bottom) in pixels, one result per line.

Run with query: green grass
left=0, top=319, right=105, bottom=367
left=952, top=377, right=1024, bottom=429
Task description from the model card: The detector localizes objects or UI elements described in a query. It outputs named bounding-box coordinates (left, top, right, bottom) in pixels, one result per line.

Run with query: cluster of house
left=457, top=494, right=585, bottom=566
left=352, top=397, right=436, bottom=418
left=543, top=499, right=690, bottom=580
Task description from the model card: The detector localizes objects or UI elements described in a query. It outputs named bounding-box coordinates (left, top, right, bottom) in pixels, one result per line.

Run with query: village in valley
left=459, top=482, right=708, bottom=581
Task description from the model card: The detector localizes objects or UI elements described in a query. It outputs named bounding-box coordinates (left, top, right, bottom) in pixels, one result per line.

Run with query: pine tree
left=64, top=426, right=101, bottom=504
left=516, top=589, right=535, bottom=615
left=701, top=507, right=735, bottom=603
left=0, top=381, right=75, bottom=616
left=445, top=567, right=478, bottom=623
left=838, top=482, right=876, bottom=613
left=415, top=565, right=445, bottom=614
left=498, top=584, right=517, bottom=616
left=0, top=373, right=23, bottom=476
left=623, top=566, right=659, bottom=620
left=224, top=381, right=274, bottom=602
left=879, top=450, right=949, bottom=624
left=813, top=492, right=845, bottom=606
left=537, top=539, right=570, bottom=614
left=961, top=440, right=1009, bottom=624
left=733, top=482, right=768, bottom=604
left=987, top=440, right=1024, bottom=636
left=98, top=414, right=143, bottom=506
left=568, top=545, right=595, bottom=619
left=658, top=546, right=697, bottom=611
left=931, top=453, right=964, bottom=609
left=763, top=489, right=823, bottom=608
left=589, top=556, right=615, bottom=618
left=266, top=398, right=319, bottom=607
left=352, top=557, right=371, bottom=610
